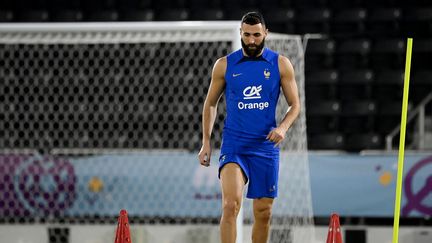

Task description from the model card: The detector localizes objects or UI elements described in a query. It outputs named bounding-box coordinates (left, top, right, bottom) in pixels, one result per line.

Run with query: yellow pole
left=392, top=38, right=413, bottom=243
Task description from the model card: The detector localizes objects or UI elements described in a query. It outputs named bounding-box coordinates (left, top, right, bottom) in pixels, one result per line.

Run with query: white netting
left=267, top=34, right=315, bottom=243
left=0, top=22, right=313, bottom=243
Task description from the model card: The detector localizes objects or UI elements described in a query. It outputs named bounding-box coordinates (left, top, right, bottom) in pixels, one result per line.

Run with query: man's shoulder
left=262, top=48, right=282, bottom=65
left=214, top=56, right=227, bottom=67
left=277, top=55, right=295, bottom=78
left=277, top=54, right=290, bottom=64
left=212, top=56, right=227, bottom=77
left=226, top=49, right=243, bottom=64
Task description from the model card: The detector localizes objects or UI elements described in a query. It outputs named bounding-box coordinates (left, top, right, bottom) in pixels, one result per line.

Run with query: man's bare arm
left=266, top=55, right=300, bottom=146
left=198, top=57, right=227, bottom=166
left=278, top=55, right=301, bottom=131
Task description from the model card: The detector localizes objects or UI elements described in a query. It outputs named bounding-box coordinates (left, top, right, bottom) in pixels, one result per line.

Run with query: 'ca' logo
left=243, top=85, right=262, bottom=100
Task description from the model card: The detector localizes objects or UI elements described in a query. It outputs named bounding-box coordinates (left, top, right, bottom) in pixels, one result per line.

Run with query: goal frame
left=0, top=21, right=308, bottom=243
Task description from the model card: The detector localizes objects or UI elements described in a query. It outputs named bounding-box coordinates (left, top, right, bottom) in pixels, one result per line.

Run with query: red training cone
left=114, top=209, right=132, bottom=243
left=326, top=213, right=342, bottom=243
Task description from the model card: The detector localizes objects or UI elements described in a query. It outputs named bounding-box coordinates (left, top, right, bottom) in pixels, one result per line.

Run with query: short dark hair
left=241, top=11, right=266, bottom=27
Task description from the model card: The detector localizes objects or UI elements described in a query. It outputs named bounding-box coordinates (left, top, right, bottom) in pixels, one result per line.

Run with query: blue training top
left=221, top=47, right=281, bottom=156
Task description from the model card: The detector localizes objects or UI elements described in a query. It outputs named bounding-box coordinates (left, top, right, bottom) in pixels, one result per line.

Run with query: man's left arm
left=266, top=55, right=301, bottom=146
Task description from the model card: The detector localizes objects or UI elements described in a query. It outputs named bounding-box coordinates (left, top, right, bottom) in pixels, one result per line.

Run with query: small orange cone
left=114, top=209, right=132, bottom=243
left=326, top=213, right=342, bottom=243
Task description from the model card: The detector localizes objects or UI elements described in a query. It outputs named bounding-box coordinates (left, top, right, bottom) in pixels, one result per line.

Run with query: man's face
left=240, top=23, right=268, bottom=57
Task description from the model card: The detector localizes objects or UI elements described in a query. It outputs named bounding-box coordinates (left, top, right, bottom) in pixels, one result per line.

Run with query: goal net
left=0, top=22, right=314, bottom=243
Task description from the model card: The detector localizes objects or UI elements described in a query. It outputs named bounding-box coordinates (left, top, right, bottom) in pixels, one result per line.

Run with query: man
left=198, top=12, right=300, bottom=243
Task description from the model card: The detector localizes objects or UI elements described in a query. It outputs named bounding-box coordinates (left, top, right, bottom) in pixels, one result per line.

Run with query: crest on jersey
left=264, top=69, right=271, bottom=79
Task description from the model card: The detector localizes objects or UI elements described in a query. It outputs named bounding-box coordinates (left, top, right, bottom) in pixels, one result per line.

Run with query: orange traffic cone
left=326, top=213, right=342, bottom=243
left=114, top=209, right=132, bottom=243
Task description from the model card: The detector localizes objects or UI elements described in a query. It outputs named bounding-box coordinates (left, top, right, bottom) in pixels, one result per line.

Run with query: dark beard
left=241, top=38, right=265, bottom=57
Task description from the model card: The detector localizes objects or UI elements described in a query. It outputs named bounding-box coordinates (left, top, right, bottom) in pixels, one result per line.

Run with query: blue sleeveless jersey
left=221, top=47, right=281, bottom=156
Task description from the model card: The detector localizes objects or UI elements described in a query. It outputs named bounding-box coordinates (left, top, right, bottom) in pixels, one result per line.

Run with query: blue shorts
left=218, top=153, right=279, bottom=199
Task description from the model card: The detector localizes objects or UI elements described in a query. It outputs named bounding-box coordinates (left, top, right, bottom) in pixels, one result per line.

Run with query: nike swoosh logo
left=233, top=73, right=242, bottom=77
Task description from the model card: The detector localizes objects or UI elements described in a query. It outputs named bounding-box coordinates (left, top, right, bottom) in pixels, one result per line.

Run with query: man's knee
left=222, top=198, right=241, bottom=219
left=254, top=204, right=272, bottom=223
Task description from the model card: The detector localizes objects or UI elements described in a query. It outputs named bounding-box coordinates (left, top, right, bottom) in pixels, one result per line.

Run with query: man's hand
left=198, top=142, right=211, bottom=167
left=266, top=126, right=288, bottom=147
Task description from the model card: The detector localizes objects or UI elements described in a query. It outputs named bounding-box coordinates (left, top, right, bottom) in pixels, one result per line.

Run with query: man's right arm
left=198, top=57, right=227, bottom=166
